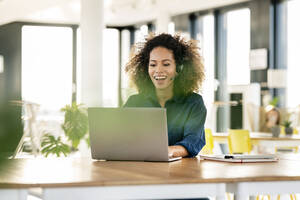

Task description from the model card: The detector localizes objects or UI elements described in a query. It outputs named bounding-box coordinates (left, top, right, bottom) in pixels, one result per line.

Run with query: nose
left=155, top=63, right=164, bottom=73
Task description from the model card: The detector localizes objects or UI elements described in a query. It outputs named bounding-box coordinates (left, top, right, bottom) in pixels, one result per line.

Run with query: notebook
left=88, top=107, right=182, bottom=162
left=200, top=154, right=278, bottom=163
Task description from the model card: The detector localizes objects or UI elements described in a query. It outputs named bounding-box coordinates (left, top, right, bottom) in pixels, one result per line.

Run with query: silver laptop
left=88, top=107, right=182, bottom=162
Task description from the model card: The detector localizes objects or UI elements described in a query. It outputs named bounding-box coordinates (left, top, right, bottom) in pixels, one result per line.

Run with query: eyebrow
left=149, top=59, right=172, bottom=62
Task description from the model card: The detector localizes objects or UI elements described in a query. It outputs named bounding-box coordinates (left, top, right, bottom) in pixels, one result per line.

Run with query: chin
left=155, top=84, right=170, bottom=90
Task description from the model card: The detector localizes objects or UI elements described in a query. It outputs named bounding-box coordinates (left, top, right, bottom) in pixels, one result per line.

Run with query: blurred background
left=1, top=0, right=300, bottom=158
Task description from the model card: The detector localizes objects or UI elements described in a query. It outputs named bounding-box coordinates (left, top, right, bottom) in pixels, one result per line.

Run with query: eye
left=149, top=63, right=156, bottom=67
left=163, top=63, right=170, bottom=66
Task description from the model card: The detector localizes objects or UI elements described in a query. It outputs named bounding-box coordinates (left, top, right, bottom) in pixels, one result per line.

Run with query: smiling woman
left=124, top=33, right=206, bottom=158
left=148, top=47, right=177, bottom=107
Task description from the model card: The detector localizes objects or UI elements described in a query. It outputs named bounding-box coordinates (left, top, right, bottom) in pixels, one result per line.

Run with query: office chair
left=200, top=128, right=214, bottom=154
left=228, top=129, right=252, bottom=154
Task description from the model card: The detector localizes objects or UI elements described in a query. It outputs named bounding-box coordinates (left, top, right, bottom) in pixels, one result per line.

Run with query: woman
left=261, top=107, right=281, bottom=133
left=124, top=33, right=206, bottom=158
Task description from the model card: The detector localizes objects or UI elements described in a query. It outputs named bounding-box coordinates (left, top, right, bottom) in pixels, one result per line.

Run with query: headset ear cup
left=177, top=64, right=184, bottom=73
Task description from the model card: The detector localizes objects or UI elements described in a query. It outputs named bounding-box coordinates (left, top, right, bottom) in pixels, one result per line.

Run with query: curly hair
left=125, top=33, right=205, bottom=96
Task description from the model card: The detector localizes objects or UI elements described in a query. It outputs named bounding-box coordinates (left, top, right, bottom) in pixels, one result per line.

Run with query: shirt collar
left=143, top=90, right=186, bottom=104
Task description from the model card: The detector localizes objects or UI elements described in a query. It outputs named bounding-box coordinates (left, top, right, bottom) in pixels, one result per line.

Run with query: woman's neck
left=155, top=86, right=173, bottom=107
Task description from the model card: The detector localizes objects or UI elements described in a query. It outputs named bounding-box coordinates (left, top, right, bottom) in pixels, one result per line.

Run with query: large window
left=22, top=25, right=73, bottom=114
left=226, top=8, right=251, bottom=85
left=102, top=29, right=120, bottom=107
left=121, top=29, right=134, bottom=103
left=287, top=0, right=300, bottom=107
left=134, top=25, right=148, bottom=43
left=197, top=14, right=215, bottom=128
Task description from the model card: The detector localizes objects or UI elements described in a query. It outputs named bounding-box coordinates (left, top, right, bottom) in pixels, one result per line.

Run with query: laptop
left=88, top=107, right=182, bottom=162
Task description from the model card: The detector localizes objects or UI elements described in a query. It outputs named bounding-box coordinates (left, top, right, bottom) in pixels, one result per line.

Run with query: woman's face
left=266, top=109, right=279, bottom=125
left=148, top=47, right=177, bottom=91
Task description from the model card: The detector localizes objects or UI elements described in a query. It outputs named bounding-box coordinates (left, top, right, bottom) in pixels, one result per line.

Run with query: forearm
left=168, top=145, right=189, bottom=157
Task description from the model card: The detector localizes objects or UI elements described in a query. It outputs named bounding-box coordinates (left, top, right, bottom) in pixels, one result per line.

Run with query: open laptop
left=88, top=107, right=182, bottom=162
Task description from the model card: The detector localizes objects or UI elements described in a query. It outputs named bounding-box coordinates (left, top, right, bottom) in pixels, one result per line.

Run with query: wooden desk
left=1, top=157, right=300, bottom=200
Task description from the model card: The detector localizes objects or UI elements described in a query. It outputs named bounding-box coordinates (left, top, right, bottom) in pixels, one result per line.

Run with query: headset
left=170, top=64, right=184, bottom=81
left=177, top=64, right=184, bottom=73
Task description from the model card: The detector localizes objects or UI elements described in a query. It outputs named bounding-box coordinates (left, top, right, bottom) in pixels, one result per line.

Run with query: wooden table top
left=1, top=156, right=300, bottom=188
left=214, top=132, right=300, bottom=141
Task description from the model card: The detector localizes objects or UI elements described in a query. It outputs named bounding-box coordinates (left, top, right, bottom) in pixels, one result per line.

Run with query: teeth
left=154, top=75, right=167, bottom=80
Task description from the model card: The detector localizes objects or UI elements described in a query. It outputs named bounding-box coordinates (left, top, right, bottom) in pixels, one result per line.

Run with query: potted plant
left=40, top=102, right=89, bottom=157
left=269, top=97, right=279, bottom=107
left=61, top=102, right=89, bottom=150
left=283, top=120, right=293, bottom=136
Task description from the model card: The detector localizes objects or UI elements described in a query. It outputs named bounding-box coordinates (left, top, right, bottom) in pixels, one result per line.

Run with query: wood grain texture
left=1, top=156, right=300, bottom=188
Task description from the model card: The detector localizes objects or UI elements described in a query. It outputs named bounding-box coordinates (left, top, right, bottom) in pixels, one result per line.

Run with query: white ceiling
left=0, top=0, right=249, bottom=26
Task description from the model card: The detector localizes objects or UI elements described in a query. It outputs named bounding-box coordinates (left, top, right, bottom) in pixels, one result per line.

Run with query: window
left=287, top=0, right=300, bottom=107
left=121, top=29, right=135, bottom=103
left=134, top=25, right=148, bottom=43
left=168, top=22, right=175, bottom=35
left=226, top=8, right=251, bottom=85
left=102, top=29, right=120, bottom=107
left=76, top=28, right=82, bottom=103
left=22, top=25, right=73, bottom=114
left=197, top=14, right=215, bottom=128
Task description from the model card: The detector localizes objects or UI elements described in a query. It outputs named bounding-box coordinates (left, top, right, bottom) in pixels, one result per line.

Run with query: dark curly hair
left=125, top=33, right=205, bottom=96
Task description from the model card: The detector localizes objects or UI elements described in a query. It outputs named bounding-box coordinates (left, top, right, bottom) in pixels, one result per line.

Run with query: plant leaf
left=41, top=134, right=71, bottom=157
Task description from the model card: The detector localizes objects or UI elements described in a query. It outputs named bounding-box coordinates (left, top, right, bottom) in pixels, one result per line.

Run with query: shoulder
left=185, top=93, right=206, bottom=113
left=123, top=93, right=145, bottom=107
left=127, top=94, right=143, bottom=101
left=185, top=93, right=205, bottom=105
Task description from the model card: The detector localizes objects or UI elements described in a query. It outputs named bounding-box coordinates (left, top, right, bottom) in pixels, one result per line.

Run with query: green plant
left=41, top=133, right=71, bottom=157
left=269, top=97, right=279, bottom=107
left=283, top=120, right=292, bottom=128
left=40, top=102, right=89, bottom=157
left=61, top=102, right=89, bottom=149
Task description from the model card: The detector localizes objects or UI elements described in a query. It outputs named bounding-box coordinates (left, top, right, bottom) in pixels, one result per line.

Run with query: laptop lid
left=88, top=107, right=174, bottom=161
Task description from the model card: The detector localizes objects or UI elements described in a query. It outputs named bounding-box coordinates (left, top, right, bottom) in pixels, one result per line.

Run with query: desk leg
left=234, top=193, right=249, bottom=200
left=228, top=183, right=250, bottom=200
left=0, top=189, right=27, bottom=200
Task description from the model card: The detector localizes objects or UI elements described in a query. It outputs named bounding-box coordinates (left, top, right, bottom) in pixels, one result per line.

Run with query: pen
left=224, top=155, right=234, bottom=159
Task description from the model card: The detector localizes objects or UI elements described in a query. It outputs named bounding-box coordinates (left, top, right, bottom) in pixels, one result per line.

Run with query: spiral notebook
left=200, top=154, right=278, bottom=163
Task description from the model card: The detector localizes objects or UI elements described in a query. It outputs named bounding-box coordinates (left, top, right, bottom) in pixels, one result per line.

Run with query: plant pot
left=271, top=126, right=281, bottom=137
left=285, top=127, right=293, bottom=135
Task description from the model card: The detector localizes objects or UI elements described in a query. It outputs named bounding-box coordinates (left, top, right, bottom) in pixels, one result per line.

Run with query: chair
left=11, top=100, right=41, bottom=157
left=200, top=128, right=214, bottom=154
left=228, top=129, right=252, bottom=154
left=202, top=129, right=234, bottom=200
